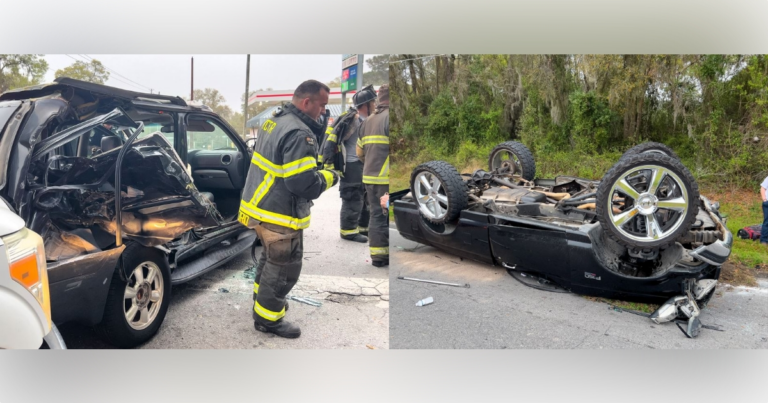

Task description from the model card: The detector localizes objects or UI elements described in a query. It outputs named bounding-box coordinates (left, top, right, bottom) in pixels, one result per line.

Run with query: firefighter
left=238, top=80, right=340, bottom=338
left=357, top=84, right=389, bottom=267
left=320, top=85, right=378, bottom=243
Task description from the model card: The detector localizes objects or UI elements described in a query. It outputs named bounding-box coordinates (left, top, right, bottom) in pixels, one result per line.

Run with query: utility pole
left=244, top=54, right=250, bottom=138
left=357, top=54, right=364, bottom=95
left=190, top=57, right=194, bottom=101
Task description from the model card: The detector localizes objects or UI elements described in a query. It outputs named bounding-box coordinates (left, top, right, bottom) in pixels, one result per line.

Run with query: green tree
left=184, top=88, right=233, bottom=120
left=0, top=54, right=49, bottom=93
left=55, top=59, right=110, bottom=84
left=363, top=55, right=389, bottom=86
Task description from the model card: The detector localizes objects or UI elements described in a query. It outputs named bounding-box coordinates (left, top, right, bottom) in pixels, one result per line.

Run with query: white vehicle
left=0, top=198, right=66, bottom=349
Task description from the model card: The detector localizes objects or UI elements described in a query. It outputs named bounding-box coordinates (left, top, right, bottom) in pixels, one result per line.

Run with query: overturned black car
left=0, top=78, right=258, bottom=347
left=393, top=141, right=733, bottom=338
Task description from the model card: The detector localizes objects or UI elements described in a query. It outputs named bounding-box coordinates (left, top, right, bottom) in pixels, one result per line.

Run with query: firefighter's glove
left=330, top=170, right=342, bottom=185
left=319, top=169, right=340, bottom=189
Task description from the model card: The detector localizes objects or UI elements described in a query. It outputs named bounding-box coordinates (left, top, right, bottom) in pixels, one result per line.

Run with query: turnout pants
left=365, top=184, right=389, bottom=263
left=340, top=161, right=370, bottom=237
left=762, top=201, right=768, bottom=244
left=252, top=222, right=303, bottom=323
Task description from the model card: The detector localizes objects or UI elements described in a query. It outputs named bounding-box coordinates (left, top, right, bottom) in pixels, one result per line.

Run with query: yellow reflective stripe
left=340, top=228, right=359, bottom=235
left=251, top=152, right=283, bottom=172
left=357, top=138, right=363, bottom=148
left=370, top=247, right=389, bottom=256
left=327, top=133, right=337, bottom=143
left=358, top=135, right=389, bottom=146
left=318, top=170, right=334, bottom=191
left=251, top=153, right=317, bottom=178
left=325, top=126, right=333, bottom=134
left=253, top=300, right=285, bottom=322
left=318, top=154, right=324, bottom=163
left=379, top=156, right=389, bottom=177
left=253, top=282, right=259, bottom=293
left=363, top=176, right=389, bottom=185
left=251, top=173, right=274, bottom=205
left=240, top=203, right=311, bottom=230
left=357, top=227, right=368, bottom=232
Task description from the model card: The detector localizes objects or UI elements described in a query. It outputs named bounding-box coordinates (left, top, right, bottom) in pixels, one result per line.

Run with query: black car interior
left=185, top=115, right=246, bottom=221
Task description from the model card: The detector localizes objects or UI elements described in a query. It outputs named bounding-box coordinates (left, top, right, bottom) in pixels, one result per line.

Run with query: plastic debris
left=416, top=296, right=434, bottom=307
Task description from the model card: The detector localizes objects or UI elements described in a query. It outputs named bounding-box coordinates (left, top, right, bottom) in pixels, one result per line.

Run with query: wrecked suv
left=393, top=141, right=733, bottom=338
left=0, top=78, right=257, bottom=347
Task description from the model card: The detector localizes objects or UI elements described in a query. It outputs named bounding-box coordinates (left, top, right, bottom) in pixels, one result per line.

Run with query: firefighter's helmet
left=353, top=85, right=377, bottom=108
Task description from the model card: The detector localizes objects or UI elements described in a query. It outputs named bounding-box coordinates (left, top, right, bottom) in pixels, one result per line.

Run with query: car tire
left=410, top=161, right=468, bottom=224
left=620, top=142, right=680, bottom=161
left=96, top=243, right=172, bottom=348
left=488, top=141, right=536, bottom=181
left=596, top=153, right=699, bottom=250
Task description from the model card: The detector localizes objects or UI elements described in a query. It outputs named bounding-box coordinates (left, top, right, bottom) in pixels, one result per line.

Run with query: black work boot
left=372, top=259, right=389, bottom=267
left=341, top=233, right=368, bottom=243
left=253, top=293, right=289, bottom=311
left=253, top=317, right=301, bottom=339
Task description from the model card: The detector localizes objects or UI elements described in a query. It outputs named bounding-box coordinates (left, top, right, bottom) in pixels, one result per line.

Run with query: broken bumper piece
left=649, top=278, right=717, bottom=338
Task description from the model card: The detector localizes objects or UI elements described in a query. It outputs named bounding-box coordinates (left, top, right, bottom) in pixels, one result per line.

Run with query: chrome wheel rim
left=123, top=261, right=164, bottom=331
left=607, top=164, right=689, bottom=243
left=414, top=171, right=449, bottom=220
left=490, top=149, right=523, bottom=175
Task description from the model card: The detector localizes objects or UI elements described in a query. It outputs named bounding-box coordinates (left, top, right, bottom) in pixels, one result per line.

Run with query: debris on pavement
left=288, top=295, right=323, bottom=307
left=243, top=266, right=256, bottom=280
left=366, top=344, right=376, bottom=349
left=609, top=303, right=724, bottom=335
left=218, top=288, right=230, bottom=293
left=416, top=296, right=434, bottom=307
left=398, top=276, right=470, bottom=288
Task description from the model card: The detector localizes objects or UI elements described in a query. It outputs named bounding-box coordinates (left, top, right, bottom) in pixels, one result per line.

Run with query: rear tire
left=96, top=243, right=172, bottom=348
left=488, top=141, right=536, bottom=180
left=620, top=142, right=680, bottom=161
left=596, top=153, right=699, bottom=250
left=410, top=161, right=468, bottom=224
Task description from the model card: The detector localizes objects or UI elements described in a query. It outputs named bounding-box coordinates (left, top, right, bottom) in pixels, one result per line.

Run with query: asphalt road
left=59, top=189, right=389, bottom=349
left=389, top=226, right=768, bottom=349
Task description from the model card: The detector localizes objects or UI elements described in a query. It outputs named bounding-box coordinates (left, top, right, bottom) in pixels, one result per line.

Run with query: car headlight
left=3, top=227, right=51, bottom=329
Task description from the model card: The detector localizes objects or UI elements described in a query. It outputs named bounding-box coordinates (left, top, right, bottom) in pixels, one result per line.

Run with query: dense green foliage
left=390, top=55, right=768, bottom=187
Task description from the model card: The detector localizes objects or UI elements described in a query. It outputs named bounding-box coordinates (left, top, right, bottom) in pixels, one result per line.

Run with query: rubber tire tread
left=596, top=153, right=699, bottom=250
left=410, top=160, right=468, bottom=224
left=488, top=141, right=536, bottom=181
left=96, top=243, right=172, bottom=348
left=620, top=142, right=680, bottom=161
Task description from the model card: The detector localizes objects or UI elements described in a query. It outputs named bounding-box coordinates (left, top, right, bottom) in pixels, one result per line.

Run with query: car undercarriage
left=393, top=141, right=733, bottom=338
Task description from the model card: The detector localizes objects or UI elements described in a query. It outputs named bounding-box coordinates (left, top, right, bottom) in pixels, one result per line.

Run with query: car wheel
left=620, top=142, right=680, bottom=161
left=410, top=161, right=468, bottom=224
left=596, top=153, right=699, bottom=250
left=488, top=141, right=536, bottom=181
left=96, top=243, right=171, bottom=348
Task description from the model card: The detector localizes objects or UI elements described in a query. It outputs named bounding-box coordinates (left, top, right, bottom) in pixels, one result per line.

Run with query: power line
left=61, top=54, right=154, bottom=93
left=388, top=54, right=445, bottom=64
left=78, top=54, right=153, bottom=92
left=62, top=54, right=146, bottom=92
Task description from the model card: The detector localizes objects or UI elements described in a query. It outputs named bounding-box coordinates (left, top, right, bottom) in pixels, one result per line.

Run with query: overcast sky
left=43, top=54, right=379, bottom=111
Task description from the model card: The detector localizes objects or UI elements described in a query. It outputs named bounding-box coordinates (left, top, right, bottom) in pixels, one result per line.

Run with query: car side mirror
left=245, top=138, right=257, bottom=154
